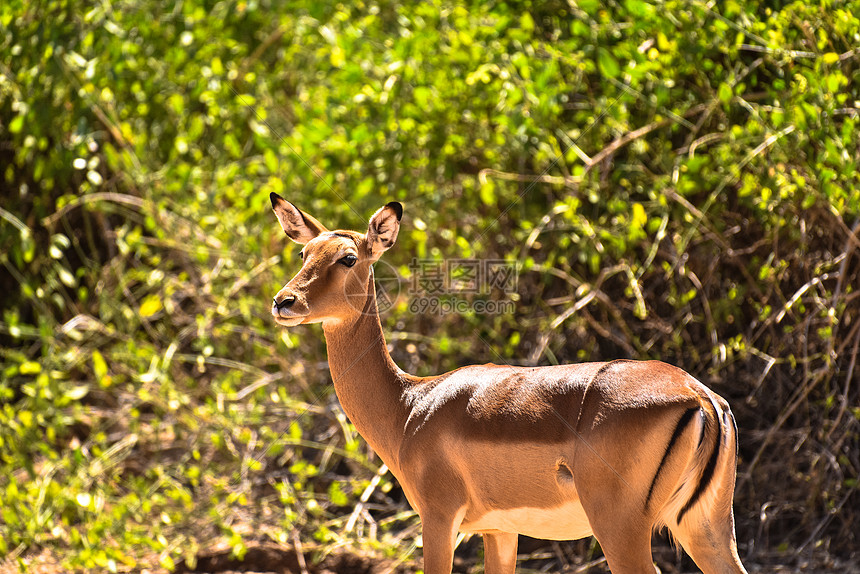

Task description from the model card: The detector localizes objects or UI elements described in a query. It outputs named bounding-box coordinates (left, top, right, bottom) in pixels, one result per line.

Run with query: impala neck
left=321, top=267, right=409, bottom=465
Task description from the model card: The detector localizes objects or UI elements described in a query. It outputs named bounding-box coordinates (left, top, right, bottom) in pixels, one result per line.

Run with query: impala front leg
left=420, top=511, right=464, bottom=574
left=483, top=531, right=518, bottom=574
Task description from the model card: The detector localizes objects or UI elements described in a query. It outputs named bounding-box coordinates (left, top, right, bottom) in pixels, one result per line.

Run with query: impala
left=268, top=194, right=748, bottom=574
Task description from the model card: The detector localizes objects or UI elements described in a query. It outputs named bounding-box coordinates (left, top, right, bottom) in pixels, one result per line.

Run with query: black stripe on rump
left=677, top=403, right=723, bottom=523
left=645, top=407, right=699, bottom=510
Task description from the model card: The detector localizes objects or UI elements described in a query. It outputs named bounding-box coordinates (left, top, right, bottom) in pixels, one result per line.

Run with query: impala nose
left=273, top=295, right=296, bottom=311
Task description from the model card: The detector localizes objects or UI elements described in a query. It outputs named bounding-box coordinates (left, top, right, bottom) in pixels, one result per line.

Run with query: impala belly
left=452, top=435, right=594, bottom=540
left=460, top=500, right=593, bottom=540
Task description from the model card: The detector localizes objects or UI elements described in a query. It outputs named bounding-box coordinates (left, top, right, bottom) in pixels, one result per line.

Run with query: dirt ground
left=3, top=543, right=857, bottom=574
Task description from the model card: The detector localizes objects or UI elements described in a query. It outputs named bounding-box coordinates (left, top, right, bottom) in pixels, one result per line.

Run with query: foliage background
left=1, top=0, right=858, bottom=571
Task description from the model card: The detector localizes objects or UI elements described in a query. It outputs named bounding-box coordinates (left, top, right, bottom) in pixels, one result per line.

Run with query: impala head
left=269, top=193, right=402, bottom=327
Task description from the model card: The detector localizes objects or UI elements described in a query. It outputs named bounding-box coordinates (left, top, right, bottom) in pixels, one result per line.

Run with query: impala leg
left=579, top=491, right=656, bottom=572
left=670, top=511, right=748, bottom=574
left=576, top=468, right=658, bottom=572
left=420, top=514, right=461, bottom=574
left=591, top=527, right=657, bottom=574
left=667, top=431, right=748, bottom=574
left=482, top=531, right=518, bottom=574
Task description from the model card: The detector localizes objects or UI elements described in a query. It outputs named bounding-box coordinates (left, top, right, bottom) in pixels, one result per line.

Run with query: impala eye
left=339, top=254, right=357, bottom=267
left=299, top=251, right=304, bottom=260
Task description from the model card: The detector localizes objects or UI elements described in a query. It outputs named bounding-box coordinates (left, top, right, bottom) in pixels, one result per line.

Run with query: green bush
left=1, top=0, right=858, bottom=570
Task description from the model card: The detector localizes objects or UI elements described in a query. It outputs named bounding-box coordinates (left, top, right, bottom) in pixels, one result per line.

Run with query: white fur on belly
left=460, top=500, right=593, bottom=541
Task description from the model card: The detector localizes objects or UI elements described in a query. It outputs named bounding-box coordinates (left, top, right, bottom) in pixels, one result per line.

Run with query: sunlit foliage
left=1, top=0, right=858, bottom=570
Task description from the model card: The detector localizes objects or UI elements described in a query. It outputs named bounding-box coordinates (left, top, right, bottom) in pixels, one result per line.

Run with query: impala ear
left=366, top=202, right=402, bottom=261
left=270, top=193, right=328, bottom=244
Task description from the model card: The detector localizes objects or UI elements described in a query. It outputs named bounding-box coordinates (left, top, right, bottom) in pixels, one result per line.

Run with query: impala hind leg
left=576, top=471, right=658, bottom=572
left=669, top=512, right=748, bottom=574
left=664, top=435, right=748, bottom=574
left=589, top=524, right=658, bottom=574
left=482, top=531, right=518, bottom=574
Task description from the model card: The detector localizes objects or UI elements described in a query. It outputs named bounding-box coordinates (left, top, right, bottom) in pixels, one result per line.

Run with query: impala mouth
left=273, top=315, right=305, bottom=327
left=272, top=304, right=307, bottom=327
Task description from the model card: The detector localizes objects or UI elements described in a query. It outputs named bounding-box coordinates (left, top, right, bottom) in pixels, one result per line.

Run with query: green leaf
left=519, top=13, right=535, bottom=32
left=58, top=266, right=77, bottom=287
left=92, top=350, right=108, bottom=381
left=76, top=493, right=92, bottom=508
left=264, top=148, right=279, bottom=173
left=718, top=83, right=733, bottom=104
left=19, top=361, right=41, bottom=375
left=66, top=385, right=90, bottom=401
left=597, top=48, right=620, bottom=78
left=8, top=115, right=24, bottom=134
left=159, top=555, right=175, bottom=571
left=629, top=202, right=648, bottom=241
left=579, top=0, right=599, bottom=14
left=479, top=182, right=496, bottom=206
left=327, top=481, right=349, bottom=507
left=139, top=295, right=163, bottom=318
